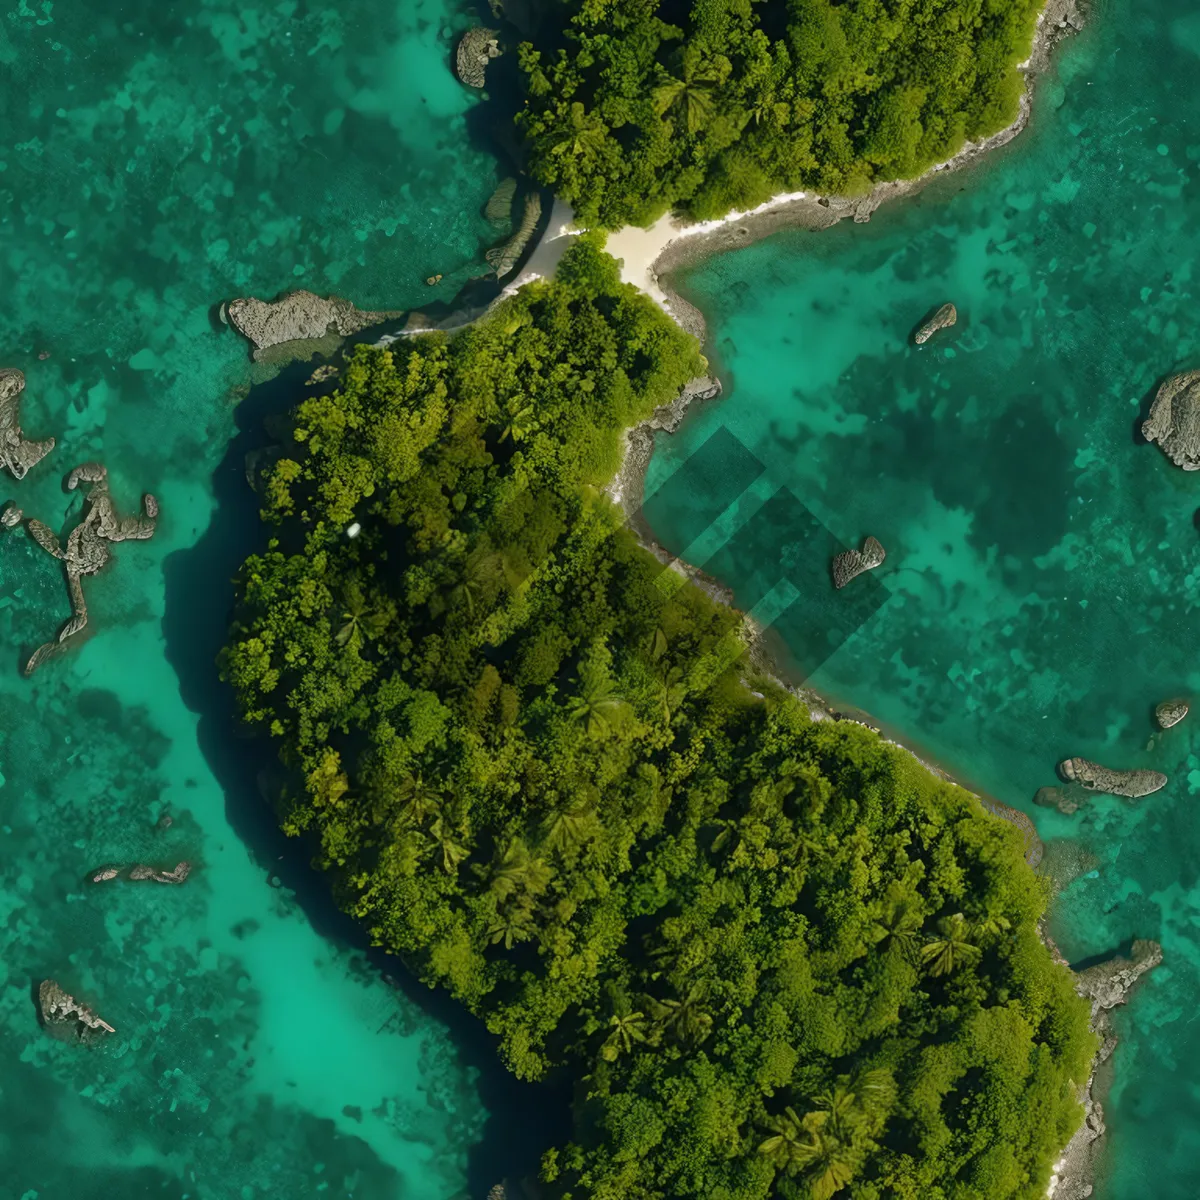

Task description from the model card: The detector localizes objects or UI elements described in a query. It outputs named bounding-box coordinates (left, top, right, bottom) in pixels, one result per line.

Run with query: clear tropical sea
left=0, top=1, right=542, bottom=1197
left=646, top=0, right=1200, bottom=1194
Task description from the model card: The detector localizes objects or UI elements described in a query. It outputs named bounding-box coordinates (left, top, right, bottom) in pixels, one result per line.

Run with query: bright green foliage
left=516, top=0, right=1043, bottom=226
left=225, top=243, right=1094, bottom=1200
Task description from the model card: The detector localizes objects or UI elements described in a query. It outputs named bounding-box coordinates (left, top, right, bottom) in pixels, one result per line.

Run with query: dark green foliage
left=516, top=0, right=1043, bottom=226
left=225, top=244, right=1093, bottom=1200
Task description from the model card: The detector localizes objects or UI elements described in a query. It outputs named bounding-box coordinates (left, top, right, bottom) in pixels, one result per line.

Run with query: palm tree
left=652, top=55, right=724, bottom=135
left=600, top=1009, right=647, bottom=1061
left=653, top=664, right=687, bottom=723
left=500, top=400, right=538, bottom=443
left=542, top=799, right=600, bottom=858
left=427, top=816, right=469, bottom=875
left=567, top=668, right=626, bottom=738
left=335, top=580, right=388, bottom=650
left=487, top=905, right=534, bottom=950
left=758, top=1108, right=856, bottom=1198
left=489, top=838, right=552, bottom=903
left=550, top=102, right=608, bottom=160
left=872, top=891, right=924, bottom=963
left=388, top=774, right=442, bottom=829
left=645, top=980, right=713, bottom=1044
left=970, top=909, right=1013, bottom=943
left=921, top=913, right=981, bottom=977
left=758, top=1107, right=819, bottom=1174
left=443, top=547, right=504, bottom=617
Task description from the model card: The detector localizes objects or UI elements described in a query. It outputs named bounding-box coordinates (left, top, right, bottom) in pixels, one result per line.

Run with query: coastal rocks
left=486, top=192, right=542, bottom=279
left=2, top=502, right=22, bottom=527
left=1074, top=938, right=1164, bottom=1017
left=306, top=364, right=339, bottom=386
left=1155, top=698, right=1188, bottom=729
left=0, top=368, right=56, bottom=480
left=977, top=794, right=1043, bottom=867
left=485, top=177, right=517, bottom=229
left=1140, top=369, right=1200, bottom=469
left=24, top=463, right=159, bottom=675
left=90, top=865, right=121, bottom=883
left=39, top=979, right=115, bottom=1039
left=455, top=27, right=501, bottom=88
left=913, top=303, right=957, bottom=344
left=225, top=291, right=403, bottom=361
left=1056, top=757, right=1167, bottom=798
left=129, top=861, right=192, bottom=884
left=832, top=536, right=886, bottom=589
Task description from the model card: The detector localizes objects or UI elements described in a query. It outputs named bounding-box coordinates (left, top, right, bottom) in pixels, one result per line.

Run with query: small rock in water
left=425, top=274, right=443, bottom=286
left=1, top=503, right=22, bottom=527
left=455, top=27, right=501, bottom=88
left=1155, top=698, right=1188, bottom=729
left=1057, top=756, right=1167, bottom=798
left=913, top=303, right=957, bottom=345
left=832, top=536, right=886, bottom=589
left=157, top=813, right=174, bottom=830
left=90, top=865, right=121, bottom=883
left=39, top=978, right=115, bottom=1038
left=1141, top=369, right=1200, bottom=470
left=306, top=364, right=339, bottom=386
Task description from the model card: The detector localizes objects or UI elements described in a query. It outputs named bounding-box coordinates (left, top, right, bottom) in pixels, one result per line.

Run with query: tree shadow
left=160, top=357, right=568, bottom=1198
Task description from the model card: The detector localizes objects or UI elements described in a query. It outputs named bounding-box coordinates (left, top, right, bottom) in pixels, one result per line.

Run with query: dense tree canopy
left=224, top=241, right=1092, bottom=1200
left=515, top=0, right=1043, bottom=225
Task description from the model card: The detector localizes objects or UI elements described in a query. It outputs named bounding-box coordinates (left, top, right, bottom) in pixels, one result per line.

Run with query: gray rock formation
left=225, top=291, right=402, bottom=361
left=24, top=464, right=159, bottom=675
left=486, top=193, right=542, bottom=279
left=39, top=979, right=115, bottom=1038
left=1155, top=698, right=1188, bottom=729
left=0, top=368, right=55, bottom=480
left=128, top=861, right=192, bottom=884
left=90, top=865, right=121, bottom=883
left=832, top=536, right=887, bottom=589
left=1, top=502, right=22, bottom=527
left=1057, top=757, right=1166, bottom=798
left=1141, top=369, right=1200, bottom=469
left=1047, top=938, right=1162, bottom=1200
left=913, top=303, right=957, bottom=345
left=455, top=27, right=501, bottom=88
left=306, top=364, right=339, bottom=386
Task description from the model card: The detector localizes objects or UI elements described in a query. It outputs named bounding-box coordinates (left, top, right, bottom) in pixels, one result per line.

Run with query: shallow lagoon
left=647, top=0, right=1200, bottom=1193
left=0, top=1, right=522, bottom=1196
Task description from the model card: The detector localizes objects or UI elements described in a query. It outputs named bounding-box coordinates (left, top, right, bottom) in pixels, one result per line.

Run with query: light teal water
left=647, top=1, right=1200, bottom=1194
left=0, top=2, right=509, bottom=1196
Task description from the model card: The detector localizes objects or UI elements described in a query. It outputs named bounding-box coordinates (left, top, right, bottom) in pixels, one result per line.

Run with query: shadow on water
left=161, top=353, right=569, bottom=1198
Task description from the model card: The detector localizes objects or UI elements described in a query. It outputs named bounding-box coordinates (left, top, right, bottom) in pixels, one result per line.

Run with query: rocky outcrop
left=1141, top=370, right=1200, bottom=469
left=1048, top=938, right=1163, bottom=1200
left=1155, top=698, right=1188, bottom=729
left=0, top=368, right=55, bottom=480
left=306, top=364, right=339, bottom=386
left=39, top=979, right=115, bottom=1039
left=225, top=291, right=403, bottom=361
left=128, top=861, right=191, bottom=884
left=1057, top=757, right=1167, bottom=798
left=455, top=27, right=501, bottom=88
left=1, top=502, right=22, bottom=527
left=913, top=303, right=957, bottom=345
left=832, top=536, right=887, bottom=589
left=90, top=865, right=121, bottom=883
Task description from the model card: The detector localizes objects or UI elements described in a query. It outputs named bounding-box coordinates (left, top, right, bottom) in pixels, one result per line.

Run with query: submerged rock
left=1034, top=782, right=1095, bottom=816
left=225, top=291, right=403, bottom=361
left=1141, top=370, right=1200, bottom=469
left=0, top=368, right=56, bottom=481
left=832, top=536, right=886, bottom=589
left=485, top=178, right=517, bottom=229
left=486, top=193, right=542, bottom=279
left=1056, top=757, right=1166, bottom=798
left=455, top=27, right=501, bottom=88
left=913, top=303, right=957, bottom=345
left=1155, top=698, right=1188, bottom=729
left=39, top=979, right=115, bottom=1038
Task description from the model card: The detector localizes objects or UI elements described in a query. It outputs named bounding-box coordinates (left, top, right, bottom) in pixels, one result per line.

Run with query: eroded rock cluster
left=25, top=463, right=159, bottom=675
left=832, top=535, right=886, bottom=589
left=93, top=861, right=192, bottom=885
left=1155, top=698, right=1188, bottom=729
left=1141, top=369, right=1200, bottom=470
left=39, top=979, right=115, bottom=1041
left=1056, top=756, right=1167, bottom=798
left=455, top=27, right=501, bottom=88
left=0, top=368, right=55, bottom=480
left=913, top=303, right=957, bottom=345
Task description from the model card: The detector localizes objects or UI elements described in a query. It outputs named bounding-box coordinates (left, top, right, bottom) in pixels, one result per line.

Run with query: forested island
left=514, top=0, right=1047, bottom=225
left=224, top=240, right=1094, bottom=1200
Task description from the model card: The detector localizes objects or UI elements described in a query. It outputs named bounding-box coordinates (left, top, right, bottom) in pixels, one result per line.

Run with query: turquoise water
left=647, top=1, right=1200, bottom=1194
left=0, top=1, right=515, bottom=1195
